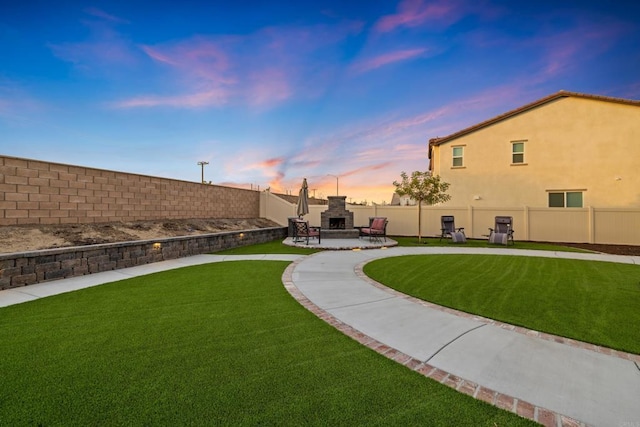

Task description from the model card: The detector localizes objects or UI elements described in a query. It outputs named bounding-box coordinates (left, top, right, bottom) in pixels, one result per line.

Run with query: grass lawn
left=391, top=236, right=588, bottom=252
left=364, top=254, right=640, bottom=354
left=216, top=239, right=319, bottom=255
left=0, top=261, right=535, bottom=426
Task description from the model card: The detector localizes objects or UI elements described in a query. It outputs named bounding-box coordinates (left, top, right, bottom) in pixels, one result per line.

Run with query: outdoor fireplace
left=320, top=196, right=354, bottom=232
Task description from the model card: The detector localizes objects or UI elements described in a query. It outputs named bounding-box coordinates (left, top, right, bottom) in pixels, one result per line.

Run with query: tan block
left=49, top=163, right=69, bottom=173
left=5, top=158, right=28, bottom=167
left=28, top=210, right=50, bottom=218
left=68, top=196, right=85, bottom=203
left=38, top=170, right=59, bottom=179
left=59, top=188, right=77, bottom=196
left=40, top=186, right=60, bottom=195
left=28, top=160, right=49, bottom=170
left=6, top=175, right=28, bottom=185
left=39, top=202, right=60, bottom=210
left=6, top=210, right=28, bottom=218
left=17, top=201, right=39, bottom=210
left=29, top=193, right=50, bottom=202
left=28, top=177, right=49, bottom=186
left=0, top=218, right=17, bottom=225
left=69, top=181, right=86, bottom=189
left=50, top=194, right=69, bottom=202
left=5, top=193, right=28, bottom=201
left=16, top=168, right=38, bottom=178
left=50, top=210, right=70, bottom=218
left=58, top=172, right=76, bottom=181
left=50, top=179, right=69, bottom=188
left=68, top=167, right=86, bottom=175
left=17, top=185, right=38, bottom=194
left=39, top=217, right=60, bottom=224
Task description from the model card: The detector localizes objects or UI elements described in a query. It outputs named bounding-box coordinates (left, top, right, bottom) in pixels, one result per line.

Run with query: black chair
left=488, top=216, right=515, bottom=245
left=292, top=219, right=321, bottom=244
left=440, top=216, right=465, bottom=242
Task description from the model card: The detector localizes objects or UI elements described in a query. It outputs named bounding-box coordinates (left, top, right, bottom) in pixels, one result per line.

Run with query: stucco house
left=428, top=91, right=640, bottom=208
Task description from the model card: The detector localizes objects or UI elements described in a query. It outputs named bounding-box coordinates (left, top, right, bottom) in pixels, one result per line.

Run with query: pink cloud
left=112, top=90, right=228, bottom=109
left=374, top=0, right=463, bottom=33
left=350, top=48, right=427, bottom=73
left=114, top=20, right=361, bottom=110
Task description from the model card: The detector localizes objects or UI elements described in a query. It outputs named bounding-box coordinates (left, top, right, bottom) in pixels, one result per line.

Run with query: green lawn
left=391, top=236, right=588, bottom=252
left=216, top=239, right=319, bottom=255
left=0, top=261, right=534, bottom=426
left=364, top=254, right=640, bottom=354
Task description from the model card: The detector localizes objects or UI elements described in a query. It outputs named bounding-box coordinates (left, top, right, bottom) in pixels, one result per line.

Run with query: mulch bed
left=558, top=243, right=640, bottom=256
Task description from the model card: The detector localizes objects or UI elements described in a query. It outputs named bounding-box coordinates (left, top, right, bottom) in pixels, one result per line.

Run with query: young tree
left=393, top=171, right=451, bottom=243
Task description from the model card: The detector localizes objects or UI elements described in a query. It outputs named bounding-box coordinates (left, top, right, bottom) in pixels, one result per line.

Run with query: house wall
left=430, top=97, right=640, bottom=207
left=0, top=155, right=260, bottom=226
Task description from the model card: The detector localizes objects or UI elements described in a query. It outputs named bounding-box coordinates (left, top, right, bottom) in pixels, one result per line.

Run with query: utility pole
left=327, top=174, right=339, bottom=196
left=197, top=161, right=209, bottom=183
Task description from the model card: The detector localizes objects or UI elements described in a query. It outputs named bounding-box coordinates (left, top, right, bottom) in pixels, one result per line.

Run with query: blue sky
left=1, top=1, right=639, bottom=204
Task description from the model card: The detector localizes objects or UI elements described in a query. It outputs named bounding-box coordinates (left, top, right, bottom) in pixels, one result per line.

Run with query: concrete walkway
left=286, top=247, right=640, bottom=427
left=2, top=246, right=639, bottom=426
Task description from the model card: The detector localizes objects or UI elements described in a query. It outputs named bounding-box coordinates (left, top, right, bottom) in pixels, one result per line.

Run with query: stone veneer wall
left=0, top=155, right=260, bottom=226
left=0, top=227, right=287, bottom=290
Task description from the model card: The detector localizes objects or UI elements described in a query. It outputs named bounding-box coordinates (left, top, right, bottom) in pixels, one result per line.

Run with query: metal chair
left=488, top=216, right=515, bottom=245
left=440, top=216, right=466, bottom=242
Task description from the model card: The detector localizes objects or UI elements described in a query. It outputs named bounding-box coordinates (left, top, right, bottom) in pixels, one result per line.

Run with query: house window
left=512, top=141, right=525, bottom=164
left=452, top=146, right=464, bottom=167
left=548, top=191, right=583, bottom=207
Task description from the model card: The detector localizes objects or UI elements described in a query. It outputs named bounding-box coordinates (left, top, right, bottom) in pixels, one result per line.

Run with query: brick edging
left=281, top=258, right=588, bottom=427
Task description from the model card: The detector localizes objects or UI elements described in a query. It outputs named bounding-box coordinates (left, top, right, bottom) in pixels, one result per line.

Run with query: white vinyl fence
left=260, top=192, right=640, bottom=245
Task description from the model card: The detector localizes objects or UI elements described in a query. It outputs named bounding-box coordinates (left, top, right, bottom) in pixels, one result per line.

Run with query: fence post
left=589, top=206, right=595, bottom=243
left=523, top=205, right=529, bottom=241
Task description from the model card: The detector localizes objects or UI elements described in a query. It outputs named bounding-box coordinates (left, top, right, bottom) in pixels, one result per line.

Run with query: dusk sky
left=1, top=1, right=639, bottom=204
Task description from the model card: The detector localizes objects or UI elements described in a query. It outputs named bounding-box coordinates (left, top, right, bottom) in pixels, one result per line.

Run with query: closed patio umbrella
left=297, top=178, right=309, bottom=217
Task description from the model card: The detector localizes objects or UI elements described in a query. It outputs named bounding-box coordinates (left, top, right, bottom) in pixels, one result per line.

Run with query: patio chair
left=440, top=215, right=466, bottom=243
left=360, top=217, right=388, bottom=242
left=488, top=216, right=515, bottom=245
left=292, top=219, right=321, bottom=244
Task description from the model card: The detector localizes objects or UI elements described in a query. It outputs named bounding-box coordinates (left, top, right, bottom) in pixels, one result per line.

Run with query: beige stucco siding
left=431, top=97, right=640, bottom=207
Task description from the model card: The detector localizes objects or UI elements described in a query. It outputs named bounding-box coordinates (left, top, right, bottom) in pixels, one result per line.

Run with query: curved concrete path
left=285, top=247, right=640, bottom=427
left=2, top=247, right=639, bottom=426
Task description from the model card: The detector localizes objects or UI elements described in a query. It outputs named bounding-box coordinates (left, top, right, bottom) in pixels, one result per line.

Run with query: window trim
left=546, top=190, right=586, bottom=208
left=452, top=145, right=464, bottom=168
left=511, top=140, right=526, bottom=165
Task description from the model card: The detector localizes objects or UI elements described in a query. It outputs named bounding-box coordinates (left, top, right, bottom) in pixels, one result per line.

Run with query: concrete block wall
left=0, top=227, right=287, bottom=290
left=0, top=155, right=260, bottom=226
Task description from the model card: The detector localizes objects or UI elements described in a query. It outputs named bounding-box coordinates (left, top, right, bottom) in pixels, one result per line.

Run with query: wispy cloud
left=350, top=48, right=427, bottom=74
left=49, top=8, right=138, bottom=74
left=113, top=20, right=362, bottom=110
left=374, top=0, right=465, bottom=33
left=83, top=7, right=130, bottom=24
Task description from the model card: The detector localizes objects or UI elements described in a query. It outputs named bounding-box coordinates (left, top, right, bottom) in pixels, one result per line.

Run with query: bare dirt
left=1, top=219, right=639, bottom=256
left=0, top=218, right=281, bottom=254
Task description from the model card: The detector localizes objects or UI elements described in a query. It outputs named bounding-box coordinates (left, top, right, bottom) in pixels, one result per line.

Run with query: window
left=512, top=141, right=525, bottom=164
left=452, top=146, right=463, bottom=167
left=548, top=191, right=583, bottom=207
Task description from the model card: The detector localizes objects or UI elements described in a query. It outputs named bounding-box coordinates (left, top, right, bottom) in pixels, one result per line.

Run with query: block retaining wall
left=0, top=227, right=287, bottom=290
left=0, top=155, right=260, bottom=226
